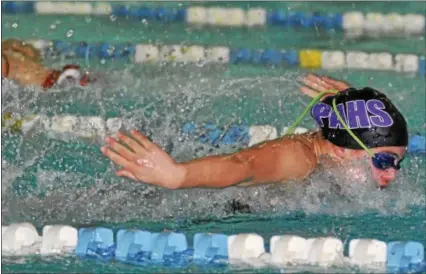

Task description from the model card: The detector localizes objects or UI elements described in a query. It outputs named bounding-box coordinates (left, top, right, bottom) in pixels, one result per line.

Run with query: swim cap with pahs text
left=310, top=87, right=408, bottom=149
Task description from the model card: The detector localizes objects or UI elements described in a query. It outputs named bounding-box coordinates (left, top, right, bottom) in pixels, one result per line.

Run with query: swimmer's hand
left=299, top=74, right=350, bottom=99
left=101, top=130, right=186, bottom=189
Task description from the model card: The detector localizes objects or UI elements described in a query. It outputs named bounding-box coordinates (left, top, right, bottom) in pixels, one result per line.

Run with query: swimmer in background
left=101, top=74, right=408, bottom=190
left=2, top=39, right=91, bottom=89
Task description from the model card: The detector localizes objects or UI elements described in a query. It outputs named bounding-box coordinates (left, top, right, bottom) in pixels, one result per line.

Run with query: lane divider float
left=2, top=222, right=425, bottom=272
left=2, top=2, right=425, bottom=38
left=22, top=39, right=426, bottom=77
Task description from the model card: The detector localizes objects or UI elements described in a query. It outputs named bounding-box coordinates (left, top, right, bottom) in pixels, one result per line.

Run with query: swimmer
left=101, top=74, right=408, bottom=189
left=2, top=39, right=91, bottom=89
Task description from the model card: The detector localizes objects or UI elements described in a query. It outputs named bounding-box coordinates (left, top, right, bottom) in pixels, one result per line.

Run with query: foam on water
left=1, top=64, right=425, bottom=227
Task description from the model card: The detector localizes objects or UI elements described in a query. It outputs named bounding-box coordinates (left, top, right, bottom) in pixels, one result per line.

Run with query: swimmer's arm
left=102, top=130, right=317, bottom=190
left=177, top=138, right=317, bottom=189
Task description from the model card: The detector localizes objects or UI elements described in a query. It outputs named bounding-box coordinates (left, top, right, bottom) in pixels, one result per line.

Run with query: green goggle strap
left=287, top=89, right=375, bottom=158
left=286, top=90, right=338, bottom=134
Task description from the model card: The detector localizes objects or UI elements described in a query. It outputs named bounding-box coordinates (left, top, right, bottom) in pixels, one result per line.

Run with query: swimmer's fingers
left=101, top=146, right=140, bottom=172
left=116, top=168, right=157, bottom=186
left=322, top=76, right=350, bottom=91
left=116, top=169, right=137, bottom=181
left=305, top=74, right=334, bottom=91
left=300, top=78, right=329, bottom=98
left=300, top=86, right=319, bottom=98
left=130, top=130, right=157, bottom=151
left=105, top=136, right=137, bottom=161
left=117, top=131, right=147, bottom=155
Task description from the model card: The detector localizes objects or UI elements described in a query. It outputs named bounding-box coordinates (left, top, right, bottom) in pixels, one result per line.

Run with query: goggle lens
left=372, top=153, right=403, bottom=170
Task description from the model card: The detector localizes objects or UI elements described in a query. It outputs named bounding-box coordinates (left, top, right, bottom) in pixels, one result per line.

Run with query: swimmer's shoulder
left=267, top=131, right=322, bottom=180
left=289, top=131, right=337, bottom=170
left=275, top=130, right=322, bottom=150
left=278, top=130, right=323, bottom=164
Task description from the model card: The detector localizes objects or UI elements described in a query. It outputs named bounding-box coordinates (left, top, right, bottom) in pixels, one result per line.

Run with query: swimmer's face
left=361, top=146, right=406, bottom=188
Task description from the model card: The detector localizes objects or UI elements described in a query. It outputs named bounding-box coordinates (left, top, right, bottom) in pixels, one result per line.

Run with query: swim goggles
left=286, top=90, right=405, bottom=171
left=372, top=152, right=404, bottom=170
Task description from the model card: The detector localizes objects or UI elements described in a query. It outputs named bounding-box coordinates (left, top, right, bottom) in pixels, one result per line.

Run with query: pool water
left=1, top=1, right=426, bottom=273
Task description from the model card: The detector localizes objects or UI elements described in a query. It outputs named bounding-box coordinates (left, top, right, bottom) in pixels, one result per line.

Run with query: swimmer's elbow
left=228, top=155, right=257, bottom=187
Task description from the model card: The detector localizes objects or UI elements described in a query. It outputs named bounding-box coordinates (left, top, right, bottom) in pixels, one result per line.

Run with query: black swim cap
left=310, top=87, right=408, bottom=149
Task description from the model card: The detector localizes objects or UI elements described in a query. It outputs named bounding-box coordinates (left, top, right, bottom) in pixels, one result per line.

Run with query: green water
left=2, top=1, right=426, bottom=273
